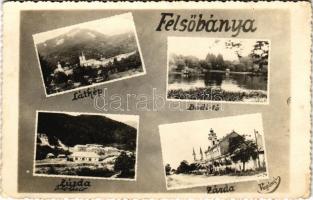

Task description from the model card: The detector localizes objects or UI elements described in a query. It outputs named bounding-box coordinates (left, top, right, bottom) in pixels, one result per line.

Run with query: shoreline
left=169, top=70, right=265, bottom=75
left=167, top=87, right=267, bottom=102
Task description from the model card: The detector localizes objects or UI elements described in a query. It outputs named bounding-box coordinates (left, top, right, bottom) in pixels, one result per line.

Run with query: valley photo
left=159, top=114, right=268, bottom=190
left=33, top=111, right=139, bottom=180
left=33, top=12, right=145, bottom=96
left=167, top=37, right=270, bottom=103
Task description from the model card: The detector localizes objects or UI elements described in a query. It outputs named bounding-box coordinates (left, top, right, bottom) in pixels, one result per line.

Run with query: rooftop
left=71, top=151, right=100, bottom=158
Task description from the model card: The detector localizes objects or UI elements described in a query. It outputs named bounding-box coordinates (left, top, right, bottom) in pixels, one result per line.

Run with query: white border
left=158, top=113, right=269, bottom=190
left=32, top=12, right=147, bottom=98
left=32, top=110, right=140, bottom=181
left=166, top=36, right=271, bottom=105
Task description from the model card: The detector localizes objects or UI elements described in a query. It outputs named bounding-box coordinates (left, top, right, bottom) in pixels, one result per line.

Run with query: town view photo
left=159, top=113, right=268, bottom=190
left=167, top=37, right=270, bottom=103
left=33, top=13, right=145, bottom=96
left=33, top=111, right=138, bottom=180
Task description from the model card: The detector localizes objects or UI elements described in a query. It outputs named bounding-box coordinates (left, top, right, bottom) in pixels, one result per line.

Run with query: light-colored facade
left=70, top=144, right=121, bottom=163
left=46, top=153, right=55, bottom=159
left=79, top=51, right=137, bottom=68
left=53, top=62, right=73, bottom=76
left=71, top=151, right=100, bottom=162
left=193, top=129, right=266, bottom=172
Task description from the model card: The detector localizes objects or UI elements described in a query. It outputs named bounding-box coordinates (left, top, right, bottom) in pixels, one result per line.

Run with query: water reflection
left=168, top=72, right=267, bottom=92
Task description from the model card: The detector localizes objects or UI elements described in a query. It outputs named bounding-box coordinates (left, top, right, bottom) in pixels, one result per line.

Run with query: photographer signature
left=257, top=176, right=281, bottom=193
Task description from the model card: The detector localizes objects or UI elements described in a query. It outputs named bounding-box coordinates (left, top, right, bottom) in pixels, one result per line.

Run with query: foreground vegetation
left=169, top=40, right=269, bottom=75
left=167, top=87, right=267, bottom=102
left=35, top=151, right=136, bottom=179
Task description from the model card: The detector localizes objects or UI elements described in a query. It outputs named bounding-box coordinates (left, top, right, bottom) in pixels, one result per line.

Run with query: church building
left=79, top=51, right=137, bottom=68
left=192, top=128, right=266, bottom=172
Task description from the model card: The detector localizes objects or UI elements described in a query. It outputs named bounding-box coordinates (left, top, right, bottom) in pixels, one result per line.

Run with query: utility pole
left=192, top=147, right=197, bottom=161
left=254, top=129, right=261, bottom=169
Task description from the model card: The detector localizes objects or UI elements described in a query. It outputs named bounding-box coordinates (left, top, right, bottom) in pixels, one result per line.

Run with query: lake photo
left=167, top=37, right=270, bottom=103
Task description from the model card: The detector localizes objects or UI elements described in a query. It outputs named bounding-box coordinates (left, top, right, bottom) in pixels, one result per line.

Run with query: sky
left=33, top=12, right=136, bottom=44
left=159, top=113, right=264, bottom=169
left=168, top=37, right=263, bottom=61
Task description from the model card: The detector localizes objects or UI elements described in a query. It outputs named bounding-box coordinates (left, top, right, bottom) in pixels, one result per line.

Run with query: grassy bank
left=35, top=162, right=135, bottom=179
left=167, top=87, right=267, bottom=102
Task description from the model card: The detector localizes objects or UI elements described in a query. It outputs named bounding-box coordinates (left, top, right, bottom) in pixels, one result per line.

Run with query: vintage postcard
left=159, top=113, right=268, bottom=190
left=1, top=1, right=312, bottom=199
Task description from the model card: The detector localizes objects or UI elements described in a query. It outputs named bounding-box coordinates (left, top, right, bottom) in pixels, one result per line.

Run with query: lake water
left=168, top=72, right=268, bottom=93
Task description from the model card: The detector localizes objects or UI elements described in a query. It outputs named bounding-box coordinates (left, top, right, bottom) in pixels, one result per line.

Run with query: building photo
left=33, top=111, right=139, bottom=180
left=159, top=113, right=268, bottom=190
left=33, top=12, right=145, bottom=96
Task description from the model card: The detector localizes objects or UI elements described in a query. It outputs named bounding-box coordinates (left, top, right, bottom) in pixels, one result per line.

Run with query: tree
left=176, top=160, right=190, bottom=174
left=72, top=67, right=84, bottom=82
left=216, top=54, right=225, bottom=70
left=199, top=60, right=211, bottom=71
left=54, top=71, right=68, bottom=84
left=184, top=56, right=200, bottom=69
left=189, top=163, right=199, bottom=171
left=38, top=53, right=53, bottom=85
left=238, top=56, right=253, bottom=72
left=250, top=41, right=269, bottom=73
left=230, top=139, right=258, bottom=171
left=114, top=151, right=135, bottom=176
left=171, top=54, right=186, bottom=71
left=205, top=53, right=217, bottom=68
left=165, top=164, right=171, bottom=175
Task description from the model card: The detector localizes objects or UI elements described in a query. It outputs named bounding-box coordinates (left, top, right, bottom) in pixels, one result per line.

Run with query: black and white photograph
left=33, top=111, right=139, bottom=180
left=167, top=37, right=270, bottom=103
left=33, top=12, right=145, bottom=96
left=159, top=113, right=268, bottom=190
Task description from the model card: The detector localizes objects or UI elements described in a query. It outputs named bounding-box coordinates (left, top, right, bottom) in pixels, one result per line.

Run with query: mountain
left=36, top=28, right=138, bottom=69
left=36, top=112, right=137, bottom=151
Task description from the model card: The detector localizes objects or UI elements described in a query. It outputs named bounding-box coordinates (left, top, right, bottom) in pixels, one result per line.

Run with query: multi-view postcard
left=2, top=1, right=312, bottom=199
left=33, top=12, right=145, bottom=97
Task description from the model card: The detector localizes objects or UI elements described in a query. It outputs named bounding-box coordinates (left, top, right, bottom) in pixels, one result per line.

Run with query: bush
left=167, top=87, right=267, bottom=102
left=114, top=151, right=136, bottom=178
left=76, top=167, right=115, bottom=177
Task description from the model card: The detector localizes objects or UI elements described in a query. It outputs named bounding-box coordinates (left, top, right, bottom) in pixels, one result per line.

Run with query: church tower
left=199, top=147, right=203, bottom=161
left=79, top=52, right=86, bottom=66
left=57, top=61, right=63, bottom=71
left=54, top=61, right=64, bottom=73
left=208, top=128, right=219, bottom=148
left=192, top=147, right=197, bottom=161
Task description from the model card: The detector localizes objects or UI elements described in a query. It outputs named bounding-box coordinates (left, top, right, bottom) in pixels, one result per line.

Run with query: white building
left=46, top=153, right=55, bottom=159
left=79, top=51, right=137, bottom=68
left=73, top=144, right=87, bottom=152
left=71, top=151, right=101, bottom=162
left=53, top=61, right=73, bottom=76
left=193, top=129, right=266, bottom=173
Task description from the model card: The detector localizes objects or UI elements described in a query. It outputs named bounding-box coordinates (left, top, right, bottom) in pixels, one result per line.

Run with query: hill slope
left=36, top=28, right=138, bottom=69
left=36, top=112, right=137, bottom=151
